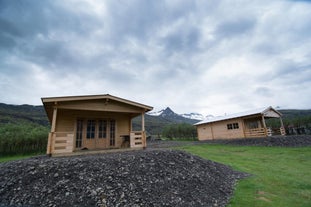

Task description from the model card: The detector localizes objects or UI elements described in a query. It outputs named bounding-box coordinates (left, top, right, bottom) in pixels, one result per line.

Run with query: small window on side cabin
left=233, top=123, right=239, bottom=129
left=87, top=120, right=96, bottom=139
left=227, top=123, right=239, bottom=130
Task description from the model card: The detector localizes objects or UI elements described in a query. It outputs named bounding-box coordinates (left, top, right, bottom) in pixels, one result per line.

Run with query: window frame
left=227, top=122, right=239, bottom=130
left=86, top=120, right=96, bottom=139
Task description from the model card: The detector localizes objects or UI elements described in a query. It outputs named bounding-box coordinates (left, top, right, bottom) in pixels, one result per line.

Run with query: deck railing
left=130, top=131, right=146, bottom=148
left=245, top=128, right=266, bottom=137
left=47, top=132, right=74, bottom=154
left=268, top=127, right=286, bottom=136
left=244, top=127, right=286, bottom=138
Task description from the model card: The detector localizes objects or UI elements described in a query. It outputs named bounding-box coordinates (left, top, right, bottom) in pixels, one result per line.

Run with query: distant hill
left=279, top=109, right=311, bottom=119
left=0, top=103, right=199, bottom=135
left=0, top=103, right=310, bottom=135
left=0, top=103, right=49, bottom=126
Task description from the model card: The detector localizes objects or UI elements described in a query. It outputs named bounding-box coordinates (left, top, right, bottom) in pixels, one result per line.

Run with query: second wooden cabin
left=194, top=106, right=286, bottom=140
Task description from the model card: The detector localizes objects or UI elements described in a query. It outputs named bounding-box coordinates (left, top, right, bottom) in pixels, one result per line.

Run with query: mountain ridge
left=148, top=107, right=208, bottom=121
left=1, top=103, right=310, bottom=135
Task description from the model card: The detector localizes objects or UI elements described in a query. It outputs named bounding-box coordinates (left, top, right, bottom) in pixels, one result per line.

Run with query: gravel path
left=148, top=135, right=311, bottom=148
left=0, top=150, right=249, bottom=207
left=199, top=135, right=311, bottom=147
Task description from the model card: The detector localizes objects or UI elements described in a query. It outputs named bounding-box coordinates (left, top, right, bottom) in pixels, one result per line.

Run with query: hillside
left=0, top=103, right=199, bottom=135
left=0, top=103, right=49, bottom=126
left=0, top=103, right=310, bottom=135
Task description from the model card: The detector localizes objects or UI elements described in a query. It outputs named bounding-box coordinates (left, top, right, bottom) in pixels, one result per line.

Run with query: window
left=227, top=123, right=239, bottom=130
left=233, top=123, right=239, bottom=129
left=76, top=119, right=83, bottom=148
left=98, top=120, right=107, bottom=138
left=87, top=120, right=96, bottom=139
left=247, top=121, right=259, bottom=129
left=110, top=120, right=116, bottom=146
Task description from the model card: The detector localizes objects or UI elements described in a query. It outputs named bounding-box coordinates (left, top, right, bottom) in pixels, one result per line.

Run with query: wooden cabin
left=194, top=106, right=286, bottom=140
left=42, top=94, right=153, bottom=156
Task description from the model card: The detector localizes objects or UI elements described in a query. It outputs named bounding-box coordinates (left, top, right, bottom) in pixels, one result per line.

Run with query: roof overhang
left=41, top=94, right=153, bottom=122
left=194, top=106, right=282, bottom=126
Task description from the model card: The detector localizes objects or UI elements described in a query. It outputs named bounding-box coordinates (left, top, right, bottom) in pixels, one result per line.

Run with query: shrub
left=162, top=123, right=197, bottom=140
left=0, top=123, right=49, bottom=156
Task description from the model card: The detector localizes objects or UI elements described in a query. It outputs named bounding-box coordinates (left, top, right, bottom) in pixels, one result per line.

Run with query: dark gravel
left=148, top=135, right=311, bottom=148
left=0, top=150, right=249, bottom=207
left=200, top=135, right=311, bottom=147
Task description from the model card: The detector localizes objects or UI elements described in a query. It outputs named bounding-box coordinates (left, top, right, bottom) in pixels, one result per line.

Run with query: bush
left=162, top=123, right=197, bottom=140
left=0, top=123, right=49, bottom=156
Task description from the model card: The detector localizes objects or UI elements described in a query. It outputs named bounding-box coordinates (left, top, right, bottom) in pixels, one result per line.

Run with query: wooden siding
left=54, top=109, right=131, bottom=150
left=197, top=118, right=245, bottom=140
left=197, top=124, right=213, bottom=140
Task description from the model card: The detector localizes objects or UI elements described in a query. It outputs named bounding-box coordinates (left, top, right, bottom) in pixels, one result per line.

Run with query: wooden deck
left=51, top=147, right=144, bottom=157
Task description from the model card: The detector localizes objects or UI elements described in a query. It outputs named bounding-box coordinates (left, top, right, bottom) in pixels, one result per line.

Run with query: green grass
left=180, top=144, right=311, bottom=207
left=0, top=154, right=40, bottom=163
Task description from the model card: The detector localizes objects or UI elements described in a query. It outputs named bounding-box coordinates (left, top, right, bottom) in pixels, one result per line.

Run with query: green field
left=0, top=154, right=36, bottom=163
left=180, top=144, right=311, bottom=207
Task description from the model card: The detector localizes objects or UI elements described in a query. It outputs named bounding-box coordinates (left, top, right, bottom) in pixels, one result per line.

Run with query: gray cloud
left=0, top=0, right=310, bottom=115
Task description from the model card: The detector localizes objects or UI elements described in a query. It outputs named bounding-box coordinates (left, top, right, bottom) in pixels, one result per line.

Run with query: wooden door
left=84, top=119, right=96, bottom=149
left=96, top=120, right=108, bottom=149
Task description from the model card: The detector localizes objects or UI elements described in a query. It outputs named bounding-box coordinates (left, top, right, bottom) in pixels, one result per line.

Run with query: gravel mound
left=0, top=150, right=249, bottom=207
left=201, top=135, right=311, bottom=147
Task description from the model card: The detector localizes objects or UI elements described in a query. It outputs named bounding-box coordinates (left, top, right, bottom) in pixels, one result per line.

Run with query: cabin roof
left=41, top=94, right=153, bottom=115
left=194, top=106, right=282, bottom=126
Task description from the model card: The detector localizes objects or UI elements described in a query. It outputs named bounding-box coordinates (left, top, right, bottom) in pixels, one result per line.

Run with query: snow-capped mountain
left=148, top=107, right=211, bottom=121
left=148, top=107, right=178, bottom=118
left=180, top=113, right=205, bottom=120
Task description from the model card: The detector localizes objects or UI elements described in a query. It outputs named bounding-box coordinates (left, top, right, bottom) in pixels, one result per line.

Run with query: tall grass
left=0, top=123, right=49, bottom=156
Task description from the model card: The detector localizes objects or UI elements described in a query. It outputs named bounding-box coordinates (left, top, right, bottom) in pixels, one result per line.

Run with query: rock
left=0, top=150, right=249, bottom=207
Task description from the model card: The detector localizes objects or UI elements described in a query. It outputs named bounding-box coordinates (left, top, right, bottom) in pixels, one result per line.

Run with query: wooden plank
left=46, top=132, right=52, bottom=154
left=51, top=107, right=57, bottom=132
left=54, top=149, right=73, bottom=153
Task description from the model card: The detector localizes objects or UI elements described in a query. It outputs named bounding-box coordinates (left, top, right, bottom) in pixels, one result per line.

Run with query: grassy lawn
left=0, top=154, right=39, bottom=163
left=180, top=144, right=311, bottom=207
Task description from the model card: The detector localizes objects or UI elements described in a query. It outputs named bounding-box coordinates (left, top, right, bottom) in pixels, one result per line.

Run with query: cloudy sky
left=1, top=0, right=311, bottom=116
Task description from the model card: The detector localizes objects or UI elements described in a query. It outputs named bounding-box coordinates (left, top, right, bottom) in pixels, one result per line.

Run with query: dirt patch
left=0, top=150, right=249, bottom=207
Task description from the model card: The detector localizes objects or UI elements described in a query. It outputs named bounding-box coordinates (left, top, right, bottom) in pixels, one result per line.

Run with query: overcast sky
left=1, top=0, right=311, bottom=116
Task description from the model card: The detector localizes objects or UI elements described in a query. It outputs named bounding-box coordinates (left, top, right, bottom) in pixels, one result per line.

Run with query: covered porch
left=243, top=108, right=286, bottom=138
left=42, top=94, right=153, bottom=156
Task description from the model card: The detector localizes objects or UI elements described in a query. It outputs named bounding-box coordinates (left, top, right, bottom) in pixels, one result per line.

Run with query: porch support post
left=141, top=112, right=146, bottom=148
left=279, top=117, right=284, bottom=128
left=51, top=106, right=58, bottom=133
left=47, top=106, right=57, bottom=154
left=129, top=116, right=133, bottom=132
left=262, top=115, right=267, bottom=136
left=141, top=112, right=145, bottom=132
left=279, top=116, right=285, bottom=135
